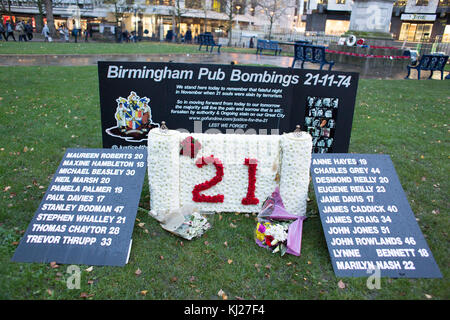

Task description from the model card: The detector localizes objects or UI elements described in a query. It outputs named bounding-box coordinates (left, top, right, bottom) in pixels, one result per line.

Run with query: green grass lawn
left=0, top=41, right=256, bottom=55
left=0, top=65, right=448, bottom=300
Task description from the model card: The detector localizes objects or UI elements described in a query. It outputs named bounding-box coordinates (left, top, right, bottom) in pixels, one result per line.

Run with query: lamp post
left=235, top=5, right=241, bottom=29
left=132, top=4, right=142, bottom=42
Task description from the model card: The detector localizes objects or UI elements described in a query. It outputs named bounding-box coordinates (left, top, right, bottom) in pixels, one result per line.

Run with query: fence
left=222, top=29, right=341, bottom=48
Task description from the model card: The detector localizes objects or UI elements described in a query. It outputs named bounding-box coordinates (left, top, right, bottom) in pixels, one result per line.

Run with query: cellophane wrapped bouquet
left=149, top=205, right=211, bottom=240
left=255, top=187, right=306, bottom=256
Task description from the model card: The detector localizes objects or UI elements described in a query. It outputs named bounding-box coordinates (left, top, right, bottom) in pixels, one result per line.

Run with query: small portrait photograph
left=314, top=98, right=323, bottom=107
left=312, top=137, right=319, bottom=146
left=307, top=126, right=315, bottom=135
left=326, top=138, right=334, bottom=148
left=316, top=108, right=324, bottom=117
left=322, top=98, right=331, bottom=107
left=328, top=119, right=335, bottom=128
left=304, top=117, right=313, bottom=126
left=307, top=96, right=315, bottom=107
left=312, top=119, right=320, bottom=127
left=313, top=128, right=321, bottom=137
left=324, top=109, right=333, bottom=118
left=317, top=139, right=326, bottom=147
left=331, top=98, right=339, bottom=109
left=321, top=127, right=331, bottom=138
left=309, top=108, right=317, bottom=117
left=319, top=147, right=328, bottom=154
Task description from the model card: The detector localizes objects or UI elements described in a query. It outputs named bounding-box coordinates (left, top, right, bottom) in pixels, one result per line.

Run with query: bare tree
left=171, top=0, right=188, bottom=42
left=257, top=0, right=291, bottom=40
left=43, top=0, right=57, bottom=36
left=35, top=0, right=45, bottom=32
left=223, top=0, right=235, bottom=46
left=0, top=0, right=13, bottom=21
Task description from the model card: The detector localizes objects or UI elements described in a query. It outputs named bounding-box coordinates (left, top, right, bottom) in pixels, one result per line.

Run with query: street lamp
left=235, top=5, right=241, bottom=29
left=133, top=4, right=143, bottom=42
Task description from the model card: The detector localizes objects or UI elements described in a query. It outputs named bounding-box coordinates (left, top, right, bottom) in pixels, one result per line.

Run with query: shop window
left=399, top=23, right=433, bottom=42
left=325, top=19, right=349, bottom=35
left=336, top=0, right=346, bottom=4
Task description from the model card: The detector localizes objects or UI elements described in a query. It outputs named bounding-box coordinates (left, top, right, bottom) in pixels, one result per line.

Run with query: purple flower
left=258, top=224, right=266, bottom=233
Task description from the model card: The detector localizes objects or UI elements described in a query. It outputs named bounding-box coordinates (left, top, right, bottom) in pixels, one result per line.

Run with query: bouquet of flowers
left=149, top=205, right=211, bottom=240
left=255, top=187, right=306, bottom=256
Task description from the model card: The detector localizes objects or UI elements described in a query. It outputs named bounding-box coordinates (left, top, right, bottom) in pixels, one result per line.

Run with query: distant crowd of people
left=0, top=20, right=33, bottom=41
left=0, top=20, right=92, bottom=43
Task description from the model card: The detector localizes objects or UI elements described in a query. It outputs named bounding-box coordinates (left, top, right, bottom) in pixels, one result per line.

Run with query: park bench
left=404, top=53, right=449, bottom=80
left=291, top=43, right=334, bottom=70
left=198, top=33, right=221, bottom=53
left=256, top=39, right=282, bottom=55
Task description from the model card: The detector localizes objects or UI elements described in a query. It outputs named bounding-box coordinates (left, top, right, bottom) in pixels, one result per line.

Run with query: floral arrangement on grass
left=256, top=221, right=291, bottom=255
left=178, top=212, right=211, bottom=240
left=149, top=205, right=211, bottom=240
left=255, top=187, right=306, bottom=256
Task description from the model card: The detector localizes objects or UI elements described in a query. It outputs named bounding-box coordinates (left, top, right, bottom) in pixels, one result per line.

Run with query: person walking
left=72, top=27, right=79, bottom=43
left=63, top=25, right=69, bottom=42
left=25, top=20, right=33, bottom=40
left=0, top=22, right=7, bottom=41
left=6, top=21, right=16, bottom=41
left=16, top=21, right=27, bottom=42
left=58, top=24, right=65, bottom=41
left=42, top=23, right=51, bottom=42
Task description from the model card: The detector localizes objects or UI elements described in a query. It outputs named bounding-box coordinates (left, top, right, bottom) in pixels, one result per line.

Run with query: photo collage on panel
left=304, top=96, right=338, bottom=153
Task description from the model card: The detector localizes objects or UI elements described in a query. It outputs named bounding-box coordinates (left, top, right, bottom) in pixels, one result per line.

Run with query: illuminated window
left=336, top=0, right=346, bottom=4
left=212, top=0, right=221, bottom=12
left=415, top=0, right=429, bottom=6
left=443, top=25, right=450, bottom=43
left=325, top=20, right=349, bottom=35
left=185, top=0, right=202, bottom=9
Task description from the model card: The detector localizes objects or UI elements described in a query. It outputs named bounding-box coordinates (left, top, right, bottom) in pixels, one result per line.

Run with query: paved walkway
left=1, top=51, right=447, bottom=80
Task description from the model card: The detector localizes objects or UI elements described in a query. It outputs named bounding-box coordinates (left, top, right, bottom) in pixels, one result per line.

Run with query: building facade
left=1, top=0, right=300, bottom=40
left=302, top=0, right=449, bottom=42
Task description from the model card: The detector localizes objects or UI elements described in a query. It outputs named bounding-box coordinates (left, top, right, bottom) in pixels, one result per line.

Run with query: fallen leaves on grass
left=425, top=294, right=432, bottom=299
left=140, top=290, right=148, bottom=296
left=218, top=289, right=228, bottom=300
left=227, top=259, right=233, bottom=264
left=337, top=280, right=346, bottom=289
left=85, top=266, right=93, bottom=272
left=135, top=268, right=142, bottom=276
left=80, top=292, right=94, bottom=298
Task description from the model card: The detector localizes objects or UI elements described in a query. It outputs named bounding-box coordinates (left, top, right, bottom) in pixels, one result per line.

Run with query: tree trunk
left=35, top=0, right=45, bottom=33
left=43, top=0, right=56, bottom=36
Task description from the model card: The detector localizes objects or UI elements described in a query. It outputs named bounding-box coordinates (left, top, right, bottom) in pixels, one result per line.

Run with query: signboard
left=12, top=148, right=147, bottom=267
left=98, top=62, right=359, bottom=154
left=310, top=153, right=442, bottom=278
left=401, top=13, right=436, bottom=22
